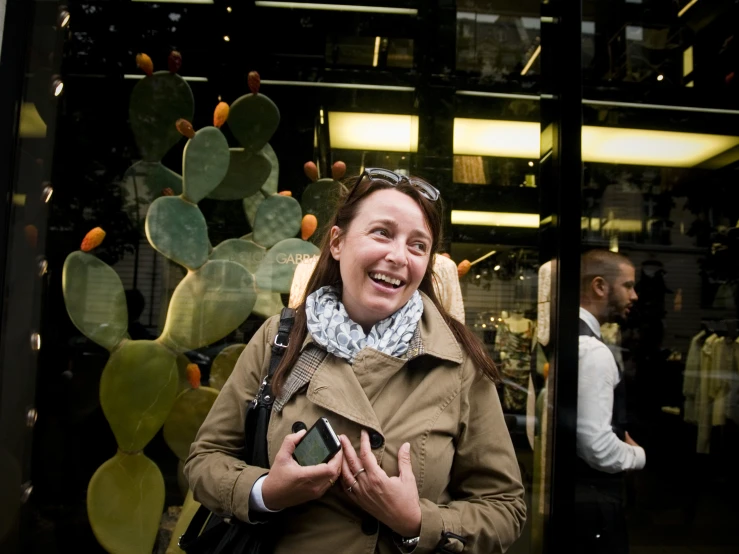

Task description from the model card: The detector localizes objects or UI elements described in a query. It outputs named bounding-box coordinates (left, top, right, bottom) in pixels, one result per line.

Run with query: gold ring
left=353, top=468, right=366, bottom=479
left=346, top=479, right=358, bottom=493
left=329, top=478, right=335, bottom=486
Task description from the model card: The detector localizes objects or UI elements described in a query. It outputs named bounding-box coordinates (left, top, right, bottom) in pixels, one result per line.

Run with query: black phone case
left=293, top=418, right=341, bottom=466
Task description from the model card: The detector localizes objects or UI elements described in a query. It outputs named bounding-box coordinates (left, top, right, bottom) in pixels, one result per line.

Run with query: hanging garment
left=683, top=330, right=706, bottom=424
left=696, top=334, right=718, bottom=453
left=495, top=319, right=535, bottom=413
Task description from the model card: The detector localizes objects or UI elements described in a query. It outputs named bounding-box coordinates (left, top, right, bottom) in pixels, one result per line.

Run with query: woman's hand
left=261, top=429, right=344, bottom=510
left=340, top=431, right=421, bottom=537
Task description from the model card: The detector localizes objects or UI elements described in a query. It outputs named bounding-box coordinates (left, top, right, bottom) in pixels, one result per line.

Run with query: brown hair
left=271, top=175, right=500, bottom=394
left=581, top=249, right=634, bottom=294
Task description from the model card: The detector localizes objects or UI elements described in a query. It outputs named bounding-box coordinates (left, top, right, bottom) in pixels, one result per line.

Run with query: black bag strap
left=179, top=308, right=295, bottom=553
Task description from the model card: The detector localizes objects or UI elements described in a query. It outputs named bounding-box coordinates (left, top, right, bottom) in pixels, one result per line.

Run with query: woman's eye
left=412, top=242, right=428, bottom=252
left=372, top=228, right=389, bottom=237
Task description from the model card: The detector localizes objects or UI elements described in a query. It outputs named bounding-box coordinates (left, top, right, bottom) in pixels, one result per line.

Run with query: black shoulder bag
left=179, top=307, right=295, bottom=554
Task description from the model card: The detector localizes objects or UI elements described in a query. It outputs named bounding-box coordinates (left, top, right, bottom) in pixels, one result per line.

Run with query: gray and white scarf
left=304, top=285, right=424, bottom=364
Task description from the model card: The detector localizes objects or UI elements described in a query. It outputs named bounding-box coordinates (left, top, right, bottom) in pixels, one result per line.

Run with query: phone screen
left=293, top=419, right=339, bottom=466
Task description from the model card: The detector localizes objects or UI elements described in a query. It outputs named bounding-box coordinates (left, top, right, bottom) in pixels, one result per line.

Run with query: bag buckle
left=273, top=334, right=289, bottom=348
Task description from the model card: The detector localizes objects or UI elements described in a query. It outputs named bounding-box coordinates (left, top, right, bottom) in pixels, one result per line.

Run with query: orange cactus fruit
left=301, top=214, right=318, bottom=240
left=213, top=102, right=230, bottom=128
left=278, top=190, right=293, bottom=197
left=331, top=161, right=347, bottom=180
left=136, top=53, right=154, bottom=76
left=81, top=227, right=106, bottom=252
left=162, top=188, right=175, bottom=196
left=543, top=362, right=550, bottom=380
left=168, top=50, right=182, bottom=74
left=248, top=71, right=261, bottom=95
left=303, top=161, right=319, bottom=182
left=176, top=119, right=196, bottom=139
left=457, top=259, right=471, bottom=277
left=186, top=364, right=201, bottom=389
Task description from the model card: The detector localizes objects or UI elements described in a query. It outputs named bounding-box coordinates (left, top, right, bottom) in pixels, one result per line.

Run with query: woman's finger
left=358, top=430, right=379, bottom=473
left=340, top=435, right=363, bottom=476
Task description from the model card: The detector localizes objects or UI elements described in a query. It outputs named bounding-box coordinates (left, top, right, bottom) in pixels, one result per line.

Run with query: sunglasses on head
left=352, top=167, right=440, bottom=202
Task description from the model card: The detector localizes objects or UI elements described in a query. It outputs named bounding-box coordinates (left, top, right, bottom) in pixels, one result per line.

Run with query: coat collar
left=297, top=291, right=464, bottom=364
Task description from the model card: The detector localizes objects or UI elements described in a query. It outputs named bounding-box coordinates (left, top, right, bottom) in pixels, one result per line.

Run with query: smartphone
left=293, top=417, right=341, bottom=466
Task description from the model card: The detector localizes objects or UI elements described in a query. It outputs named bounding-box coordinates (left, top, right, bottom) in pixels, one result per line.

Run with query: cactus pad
left=209, top=344, right=246, bottom=390
left=159, top=260, right=256, bottom=352
left=87, top=451, right=165, bottom=554
left=243, top=144, right=279, bottom=227
left=208, top=148, right=272, bottom=200
left=145, top=196, right=210, bottom=270
left=252, top=292, right=286, bottom=319
left=253, top=195, right=302, bottom=248
left=63, top=251, right=128, bottom=351
left=167, top=490, right=200, bottom=554
left=210, top=238, right=265, bottom=274
left=163, top=387, right=219, bottom=461
left=228, top=93, right=280, bottom=154
left=301, top=178, right=346, bottom=245
left=129, top=71, right=194, bottom=162
left=255, top=238, right=320, bottom=293
left=100, top=340, right=178, bottom=452
left=182, top=126, right=231, bottom=203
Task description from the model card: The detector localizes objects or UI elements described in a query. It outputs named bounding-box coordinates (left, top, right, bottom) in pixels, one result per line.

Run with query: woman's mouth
left=369, top=272, right=405, bottom=290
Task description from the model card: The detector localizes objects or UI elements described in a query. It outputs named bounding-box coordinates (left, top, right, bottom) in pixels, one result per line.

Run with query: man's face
left=606, top=263, right=638, bottom=323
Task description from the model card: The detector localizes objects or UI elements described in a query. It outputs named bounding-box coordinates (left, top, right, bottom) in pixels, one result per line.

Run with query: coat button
left=292, top=421, right=307, bottom=433
left=361, top=516, right=378, bottom=535
left=368, top=431, right=384, bottom=449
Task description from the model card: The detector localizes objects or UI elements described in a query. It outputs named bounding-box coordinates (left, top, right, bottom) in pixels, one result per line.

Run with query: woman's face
left=329, top=189, right=432, bottom=331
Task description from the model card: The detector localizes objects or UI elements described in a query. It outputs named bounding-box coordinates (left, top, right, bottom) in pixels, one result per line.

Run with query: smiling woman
left=184, top=170, right=527, bottom=553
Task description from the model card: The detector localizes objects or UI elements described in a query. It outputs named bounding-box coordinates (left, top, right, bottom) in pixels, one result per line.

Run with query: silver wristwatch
left=400, top=535, right=420, bottom=550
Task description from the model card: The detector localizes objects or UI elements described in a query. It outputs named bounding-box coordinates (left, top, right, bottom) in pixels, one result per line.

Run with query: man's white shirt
left=577, top=307, right=646, bottom=473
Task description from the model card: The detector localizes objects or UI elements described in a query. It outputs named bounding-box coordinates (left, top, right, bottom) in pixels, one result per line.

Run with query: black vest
left=577, top=318, right=627, bottom=479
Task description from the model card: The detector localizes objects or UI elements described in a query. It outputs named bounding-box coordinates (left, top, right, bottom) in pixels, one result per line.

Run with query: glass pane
left=577, top=1, right=739, bottom=553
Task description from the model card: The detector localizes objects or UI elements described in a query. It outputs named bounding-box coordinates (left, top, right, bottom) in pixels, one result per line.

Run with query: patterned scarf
left=304, top=285, right=424, bottom=364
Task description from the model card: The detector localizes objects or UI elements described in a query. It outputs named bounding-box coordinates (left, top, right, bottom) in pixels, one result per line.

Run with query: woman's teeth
left=369, top=272, right=402, bottom=286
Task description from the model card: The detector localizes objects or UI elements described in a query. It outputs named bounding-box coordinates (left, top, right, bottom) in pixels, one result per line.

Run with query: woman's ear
left=329, top=226, right=343, bottom=261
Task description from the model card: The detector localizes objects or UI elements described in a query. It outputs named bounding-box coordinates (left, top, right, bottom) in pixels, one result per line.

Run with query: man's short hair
left=581, top=249, right=633, bottom=291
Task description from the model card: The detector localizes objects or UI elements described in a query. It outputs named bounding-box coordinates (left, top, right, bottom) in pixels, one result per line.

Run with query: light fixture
left=521, top=44, right=541, bottom=76
left=319, top=108, right=324, bottom=125
left=52, top=77, right=64, bottom=97
left=260, top=79, right=413, bottom=92
left=528, top=161, right=534, bottom=167
left=372, top=36, right=381, bottom=67
left=683, top=46, right=694, bottom=77
left=38, top=257, right=48, bottom=277
left=30, top=333, right=41, bottom=351
left=227, top=6, right=232, bottom=12
left=223, top=35, right=230, bottom=42
left=494, top=265, right=501, bottom=271
left=328, top=112, right=419, bottom=152
left=657, top=74, right=664, bottom=81
left=132, top=0, right=214, bottom=3
left=453, top=118, right=739, bottom=167
left=451, top=210, right=540, bottom=228
left=678, top=0, right=699, bottom=17
left=254, top=2, right=418, bottom=15
left=58, top=7, right=70, bottom=28
left=41, top=185, right=54, bottom=203
left=124, top=74, right=208, bottom=82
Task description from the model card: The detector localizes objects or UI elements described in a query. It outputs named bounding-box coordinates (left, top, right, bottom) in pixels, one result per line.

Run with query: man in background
left=576, top=250, right=645, bottom=554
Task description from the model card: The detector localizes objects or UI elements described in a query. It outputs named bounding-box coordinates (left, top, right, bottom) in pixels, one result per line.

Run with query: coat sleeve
left=183, top=316, right=280, bottom=524
left=416, top=365, right=527, bottom=553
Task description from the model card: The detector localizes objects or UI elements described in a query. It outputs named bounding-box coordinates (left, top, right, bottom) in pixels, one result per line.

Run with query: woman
left=185, top=168, right=526, bottom=553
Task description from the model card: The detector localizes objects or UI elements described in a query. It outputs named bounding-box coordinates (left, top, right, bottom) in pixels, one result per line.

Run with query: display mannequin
left=495, top=308, right=535, bottom=413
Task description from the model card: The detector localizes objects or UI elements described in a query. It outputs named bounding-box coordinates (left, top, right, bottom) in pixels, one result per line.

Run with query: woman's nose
left=384, top=241, right=407, bottom=265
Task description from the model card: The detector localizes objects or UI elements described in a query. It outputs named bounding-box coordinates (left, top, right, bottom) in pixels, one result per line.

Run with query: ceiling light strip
left=583, top=99, right=739, bottom=116
left=456, top=90, right=540, bottom=101
left=451, top=210, right=540, bottom=228
left=678, top=0, right=699, bottom=17
left=254, top=2, right=418, bottom=15
left=123, top=74, right=208, bottom=82
left=520, top=45, right=541, bottom=76
left=260, top=79, right=414, bottom=92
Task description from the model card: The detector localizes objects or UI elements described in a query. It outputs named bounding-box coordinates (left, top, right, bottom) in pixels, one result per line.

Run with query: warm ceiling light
left=528, top=161, right=534, bottom=167
left=58, top=7, right=70, bottom=28
left=227, top=6, right=232, bottom=12
left=454, top=118, right=739, bottom=167
left=328, top=112, right=419, bottom=152
left=451, top=211, right=540, bottom=228
left=260, top=79, right=413, bottom=92
left=521, top=45, right=541, bottom=76
left=372, top=36, right=381, bottom=67
left=132, top=0, right=214, bottom=3
left=124, top=74, right=208, bottom=82
left=454, top=119, right=540, bottom=158
left=678, top=0, right=699, bottom=17
left=657, top=74, right=664, bottom=81
left=582, top=126, right=739, bottom=167
left=254, top=2, right=418, bottom=14
left=52, top=78, right=64, bottom=97
left=223, top=35, right=230, bottom=41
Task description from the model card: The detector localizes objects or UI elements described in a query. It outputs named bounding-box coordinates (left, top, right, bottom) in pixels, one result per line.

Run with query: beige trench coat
left=185, top=295, right=526, bottom=553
